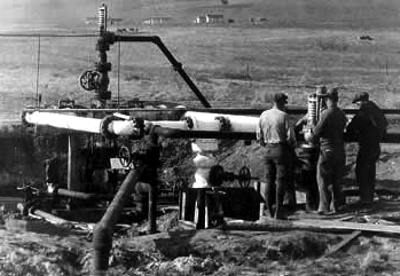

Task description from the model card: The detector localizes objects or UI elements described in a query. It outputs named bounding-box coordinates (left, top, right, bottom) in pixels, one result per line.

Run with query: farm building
left=142, top=16, right=173, bottom=25
left=250, top=17, right=268, bottom=24
left=194, top=15, right=207, bottom=24
left=205, top=14, right=224, bottom=24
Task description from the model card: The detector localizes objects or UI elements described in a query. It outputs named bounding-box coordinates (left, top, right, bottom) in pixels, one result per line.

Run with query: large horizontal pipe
left=152, top=125, right=400, bottom=143
left=22, top=107, right=400, bottom=116
left=23, top=111, right=400, bottom=142
left=93, top=168, right=142, bottom=276
left=23, top=111, right=189, bottom=136
left=184, top=111, right=258, bottom=132
left=24, top=111, right=102, bottom=133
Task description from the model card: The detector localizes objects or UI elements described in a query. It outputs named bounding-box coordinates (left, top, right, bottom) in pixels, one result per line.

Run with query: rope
left=36, top=35, right=41, bottom=109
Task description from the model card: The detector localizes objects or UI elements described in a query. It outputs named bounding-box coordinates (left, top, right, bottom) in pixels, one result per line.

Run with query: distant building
left=205, top=14, right=224, bottom=24
left=194, top=15, right=207, bottom=24
left=250, top=17, right=267, bottom=25
left=142, top=16, right=173, bottom=25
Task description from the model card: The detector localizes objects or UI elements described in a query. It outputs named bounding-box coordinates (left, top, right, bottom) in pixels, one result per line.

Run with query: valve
left=237, top=166, right=251, bottom=188
left=208, top=165, right=257, bottom=188
left=118, top=146, right=132, bottom=168
left=79, top=70, right=101, bottom=91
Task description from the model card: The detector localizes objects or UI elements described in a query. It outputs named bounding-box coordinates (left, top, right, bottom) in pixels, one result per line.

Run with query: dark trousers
left=263, top=144, right=290, bottom=219
left=356, top=144, right=380, bottom=203
left=284, top=148, right=297, bottom=208
left=316, top=146, right=345, bottom=212
left=303, top=170, right=319, bottom=211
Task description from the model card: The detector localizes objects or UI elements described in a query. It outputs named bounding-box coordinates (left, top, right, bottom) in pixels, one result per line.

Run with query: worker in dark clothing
left=308, top=88, right=347, bottom=214
left=257, top=92, right=297, bottom=219
left=346, top=92, right=387, bottom=206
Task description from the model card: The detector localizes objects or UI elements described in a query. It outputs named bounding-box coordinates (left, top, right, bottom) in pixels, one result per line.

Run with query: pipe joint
left=184, top=117, right=194, bottom=129
left=100, top=115, right=118, bottom=139
left=95, top=62, right=112, bottom=72
left=215, top=116, right=231, bottom=132
left=173, top=62, right=183, bottom=71
left=133, top=117, right=145, bottom=138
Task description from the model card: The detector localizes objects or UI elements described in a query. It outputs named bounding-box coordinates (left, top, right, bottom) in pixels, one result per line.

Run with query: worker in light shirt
left=257, top=92, right=297, bottom=219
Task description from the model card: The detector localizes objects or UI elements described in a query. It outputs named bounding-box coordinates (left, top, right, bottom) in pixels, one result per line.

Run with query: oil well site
left=3, top=0, right=400, bottom=275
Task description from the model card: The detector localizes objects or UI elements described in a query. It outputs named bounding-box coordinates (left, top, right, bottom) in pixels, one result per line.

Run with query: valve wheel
left=118, top=146, right=132, bottom=168
left=238, top=166, right=251, bottom=188
left=79, top=70, right=101, bottom=91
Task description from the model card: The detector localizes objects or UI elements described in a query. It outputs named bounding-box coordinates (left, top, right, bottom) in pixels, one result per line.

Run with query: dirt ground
left=2, top=205, right=400, bottom=276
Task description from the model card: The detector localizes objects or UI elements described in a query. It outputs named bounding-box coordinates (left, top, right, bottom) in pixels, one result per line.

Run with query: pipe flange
left=95, top=62, right=112, bottom=72
left=132, top=117, right=145, bottom=138
left=102, top=31, right=116, bottom=45
left=184, top=117, right=194, bottom=129
left=21, top=111, right=31, bottom=126
left=100, top=115, right=118, bottom=139
left=215, top=116, right=231, bottom=132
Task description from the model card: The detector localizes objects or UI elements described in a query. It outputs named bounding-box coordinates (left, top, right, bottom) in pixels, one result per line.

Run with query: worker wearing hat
left=346, top=92, right=387, bottom=206
left=257, top=92, right=297, bottom=219
left=308, top=88, right=347, bottom=214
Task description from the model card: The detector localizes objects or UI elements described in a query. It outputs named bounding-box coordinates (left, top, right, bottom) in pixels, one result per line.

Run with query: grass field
left=1, top=26, right=400, bottom=120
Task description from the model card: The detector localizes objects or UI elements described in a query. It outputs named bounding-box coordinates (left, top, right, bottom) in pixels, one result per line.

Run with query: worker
left=257, top=92, right=297, bottom=219
left=346, top=92, right=387, bottom=206
left=308, top=88, right=347, bottom=214
left=294, top=86, right=328, bottom=212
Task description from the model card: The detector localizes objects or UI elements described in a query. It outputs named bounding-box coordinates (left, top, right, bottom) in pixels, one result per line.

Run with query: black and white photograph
left=0, top=0, right=400, bottom=275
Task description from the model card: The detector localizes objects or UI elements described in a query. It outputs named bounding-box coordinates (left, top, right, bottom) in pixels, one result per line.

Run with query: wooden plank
left=323, top=230, right=362, bottom=258
left=225, top=219, right=400, bottom=235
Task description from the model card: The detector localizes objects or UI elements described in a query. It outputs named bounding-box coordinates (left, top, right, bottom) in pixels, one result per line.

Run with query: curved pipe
left=93, top=168, right=142, bottom=276
left=115, top=35, right=211, bottom=108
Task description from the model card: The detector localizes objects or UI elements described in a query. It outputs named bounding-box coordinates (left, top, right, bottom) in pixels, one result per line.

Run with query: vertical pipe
left=93, top=168, right=142, bottom=276
left=67, top=134, right=80, bottom=191
left=67, top=134, right=80, bottom=209
left=196, top=189, right=206, bottom=229
left=148, top=183, right=158, bottom=234
left=179, top=189, right=187, bottom=220
left=147, top=126, right=160, bottom=234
